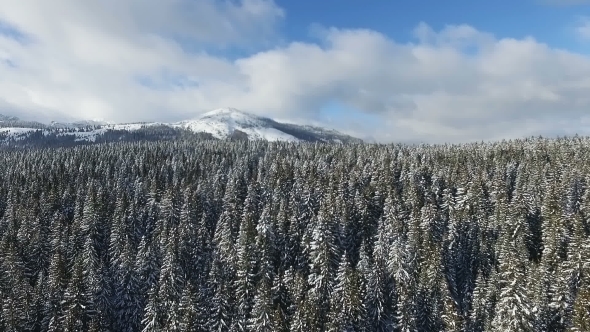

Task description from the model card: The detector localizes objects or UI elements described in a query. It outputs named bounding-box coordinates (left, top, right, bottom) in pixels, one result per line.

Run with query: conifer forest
left=1, top=137, right=590, bottom=332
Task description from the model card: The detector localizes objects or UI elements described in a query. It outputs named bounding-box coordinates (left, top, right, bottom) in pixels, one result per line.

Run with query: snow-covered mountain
left=171, top=108, right=361, bottom=143
left=174, top=108, right=299, bottom=141
left=0, top=108, right=362, bottom=147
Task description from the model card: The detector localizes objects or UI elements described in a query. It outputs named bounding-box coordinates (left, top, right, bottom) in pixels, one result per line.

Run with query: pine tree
left=248, top=276, right=276, bottom=332
left=490, top=209, right=534, bottom=332
left=178, top=282, right=207, bottom=332
left=0, top=241, right=31, bottom=331
left=208, top=251, right=234, bottom=332
left=61, top=256, right=91, bottom=332
left=141, top=284, right=162, bottom=332
left=233, top=207, right=257, bottom=332
left=327, top=253, right=365, bottom=332
left=157, top=235, right=186, bottom=331
left=364, top=234, right=396, bottom=331
left=287, top=270, right=311, bottom=332
left=306, top=206, right=338, bottom=331
left=113, top=246, right=143, bottom=332
left=566, top=217, right=590, bottom=332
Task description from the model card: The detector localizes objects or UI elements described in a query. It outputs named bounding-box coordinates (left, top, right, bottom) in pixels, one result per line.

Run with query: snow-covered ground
left=1, top=123, right=158, bottom=143
left=108, top=123, right=155, bottom=131
left=0, top=127, right=105, bottom=142
left=0, top=127, right=40, bottom=135
left=0, top=127, right=41, bottom=141
left=68, top=128, right=107, bottom=142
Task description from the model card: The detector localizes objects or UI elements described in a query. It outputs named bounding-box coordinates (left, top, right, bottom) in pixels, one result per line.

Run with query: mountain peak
left=201, top=107, right=245, bottom=116
left=199, top=108, right=266, bottom=121
left=180, top=108, right=287, bottom=141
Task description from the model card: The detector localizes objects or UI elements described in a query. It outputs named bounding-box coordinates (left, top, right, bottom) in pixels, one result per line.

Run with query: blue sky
left=281, top=0, right=590, bottom=56
left=199, top=0, right=590, bottom=58
left=282, top=1, right=548, bottom=40
left=1, top=0, right=590, bottom=143
left=278, top=0, right=587, bottom=45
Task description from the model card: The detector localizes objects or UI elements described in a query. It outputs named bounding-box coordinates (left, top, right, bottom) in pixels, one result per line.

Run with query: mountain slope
left=174, top=108, right=362, bottom=143
left=0, top=114, right=19, bottom=122
left=0, top=108, right=362, bottom=147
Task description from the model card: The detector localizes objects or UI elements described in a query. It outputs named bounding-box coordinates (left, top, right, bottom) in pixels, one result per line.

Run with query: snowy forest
left=0, top=137, right=589, bottom=332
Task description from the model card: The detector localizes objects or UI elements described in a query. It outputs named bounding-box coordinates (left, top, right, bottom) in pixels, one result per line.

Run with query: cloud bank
left=1, top=0, right=590, bottom=143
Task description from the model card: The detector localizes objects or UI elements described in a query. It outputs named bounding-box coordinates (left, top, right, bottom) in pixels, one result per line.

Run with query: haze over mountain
left=0, top=108, right=362, bottom=147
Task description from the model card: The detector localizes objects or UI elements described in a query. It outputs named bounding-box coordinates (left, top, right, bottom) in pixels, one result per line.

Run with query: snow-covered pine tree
left=490, top=202, right=534, bottom=332
left=327, top=253, right=365, bottom=332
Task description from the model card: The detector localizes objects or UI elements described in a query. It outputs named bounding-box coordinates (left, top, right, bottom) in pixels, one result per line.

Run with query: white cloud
left=576, top=17, right=590, bottom=40
left=0, top=0, right=282, bottom=123
left=1, top=1, right=590, bottom=143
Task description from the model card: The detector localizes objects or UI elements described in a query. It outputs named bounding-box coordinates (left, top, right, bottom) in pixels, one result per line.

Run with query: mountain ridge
left=0, top=108, right=363, bottom=147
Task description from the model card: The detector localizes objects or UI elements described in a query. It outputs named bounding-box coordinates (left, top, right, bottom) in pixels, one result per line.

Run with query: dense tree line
left=0, top=126, right=213, bottom=149
left=0, top=137, right=589, bottom=331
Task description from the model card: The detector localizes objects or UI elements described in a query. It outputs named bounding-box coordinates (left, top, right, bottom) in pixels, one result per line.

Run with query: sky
left=1, top=0, right=590, bottom=143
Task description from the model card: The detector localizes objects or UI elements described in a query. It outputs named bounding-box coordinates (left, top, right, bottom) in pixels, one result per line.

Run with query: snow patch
left=0, top=127, right=39, bottom=135
left=0, top=127, right=40, bottom=141
left=107, top=123, right=160, bottom=131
